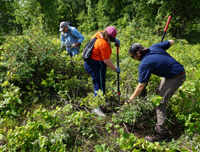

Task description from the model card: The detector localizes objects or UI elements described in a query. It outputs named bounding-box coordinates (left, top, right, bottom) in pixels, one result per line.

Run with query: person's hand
left=124, top=99, right=131, bottom=105
left=115, top=38, right=120, bottom=47
left=115, top=67, right=121, bottom=73
left=71, top=43, right=76, bottom=48
left=124, top=101, right=129, bottom=105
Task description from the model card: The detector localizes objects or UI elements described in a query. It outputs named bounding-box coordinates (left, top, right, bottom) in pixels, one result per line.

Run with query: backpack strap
left=68, top=28, right=77, bottom=39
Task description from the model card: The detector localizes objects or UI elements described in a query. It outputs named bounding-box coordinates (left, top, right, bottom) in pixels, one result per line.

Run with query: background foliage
left=1, top=0, right=200, bottom=40
left=0, top=0, right=200, bottom=151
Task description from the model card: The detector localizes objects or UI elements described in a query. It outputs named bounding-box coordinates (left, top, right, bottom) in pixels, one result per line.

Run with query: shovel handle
left=164, top=16, right=172, bottom=32
left=117, top=45, right=120, bottom=105
left=161, top=16, right=172, bottom=42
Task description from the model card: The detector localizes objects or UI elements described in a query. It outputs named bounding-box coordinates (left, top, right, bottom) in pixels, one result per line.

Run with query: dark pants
left=84, top=59, right=107, bottom=96
left=155, top=72, right=186, bottom=134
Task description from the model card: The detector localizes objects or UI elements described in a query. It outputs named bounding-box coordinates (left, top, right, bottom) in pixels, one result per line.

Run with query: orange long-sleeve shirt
left=90, top=32, right=112, bottom=61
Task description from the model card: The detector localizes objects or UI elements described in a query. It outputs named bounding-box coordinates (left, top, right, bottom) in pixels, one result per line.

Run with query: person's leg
left=155, top=77, right=168, bottom=134
left=145, top=74, right=186, bottom=142
left=93, top=77, right=102, bottom=96
left=155, top=102, right=167, bottom=134
left=84, top=60, right=103, bottom=96
left=71, top=48, right=79, bottom=57
left=92, top=63, right=106, bottom=116
left=99, top=62, right=106, bottom=94
left=91, top=62, right=106, bottom=96
left=155, top=74, right=186, bottom=134
left=84, top=60, right=106, bottom=116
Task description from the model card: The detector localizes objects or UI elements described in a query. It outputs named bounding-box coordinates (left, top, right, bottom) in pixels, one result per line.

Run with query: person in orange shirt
left=84, top=26, right=120, bottom=116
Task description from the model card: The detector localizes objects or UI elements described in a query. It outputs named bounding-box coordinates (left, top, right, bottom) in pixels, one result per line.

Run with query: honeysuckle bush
left=0, top=25, right=200, bottom=151
left=0, top=29, right=92, bottom=117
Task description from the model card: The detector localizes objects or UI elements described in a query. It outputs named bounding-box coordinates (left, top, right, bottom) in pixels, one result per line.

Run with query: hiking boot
left=92, top=107, right=106, bottom=116
left=145, top=133, right=168, bottom=142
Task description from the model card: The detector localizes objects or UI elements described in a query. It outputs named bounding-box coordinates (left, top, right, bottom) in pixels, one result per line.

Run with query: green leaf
left=94, top=145, right=102, bottom=152
left=152, top=95, right=162, bottom=106
left=0, top=134, right=3, bottom=140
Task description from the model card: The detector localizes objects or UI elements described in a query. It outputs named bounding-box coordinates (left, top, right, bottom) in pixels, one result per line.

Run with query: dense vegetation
left=0, top=0, right=200, bottom=151
left=1, top=0, right=200, bottom=39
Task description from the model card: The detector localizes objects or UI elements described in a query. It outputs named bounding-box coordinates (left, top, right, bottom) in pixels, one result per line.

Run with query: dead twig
left=123, top=122, right=130, bottom=133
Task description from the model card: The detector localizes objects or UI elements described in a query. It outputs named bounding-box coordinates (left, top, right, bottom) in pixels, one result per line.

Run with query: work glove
left=71, top=43, right=76, bottom=49
left=115, top=67, right=121, bottom=73
left=115, top=38, right=120, bottom=47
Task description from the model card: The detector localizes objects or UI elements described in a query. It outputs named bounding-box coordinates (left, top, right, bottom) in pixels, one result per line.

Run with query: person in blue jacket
left=59, top=21, right=85, bottom=57
left=126, top=40, right=186, bottom=142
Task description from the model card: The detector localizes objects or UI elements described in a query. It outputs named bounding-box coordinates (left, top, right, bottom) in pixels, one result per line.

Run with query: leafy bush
left=2, top=105, right=100, bottom=151
left=1, top=25, right=200, bottom=151
left=1, top=29, right=91, bottom=112
left=0, top=84, right=23, bottom=118
left=0, top=32, right=5, bottom=46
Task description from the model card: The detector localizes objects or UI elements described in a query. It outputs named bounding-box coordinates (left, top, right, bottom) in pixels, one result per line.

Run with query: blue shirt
left=61, top=26, right=85, bottom=51
left=138, top=41, right=184, bottom=83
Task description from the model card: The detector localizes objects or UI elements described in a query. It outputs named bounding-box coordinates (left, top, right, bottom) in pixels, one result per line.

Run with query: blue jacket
left=61, top=26, right=85, bottom=51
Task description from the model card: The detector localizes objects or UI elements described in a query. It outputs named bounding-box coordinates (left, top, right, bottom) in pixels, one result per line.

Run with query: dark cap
left=129, top=43, right=148, bottom=54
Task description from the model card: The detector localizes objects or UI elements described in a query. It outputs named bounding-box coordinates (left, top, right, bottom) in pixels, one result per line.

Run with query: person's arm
left=77, top=32, right=85, bottom=44
left=72, top=28, right=85, bottom=44
left=158, top=39, right=175, bottom=51
left=73, top=42, right=80, bottom=46
left=70, top=29, right=85, bottom=48
left=127, top=82, right=146, bottom=103
left=103, top=59, right=117, bottom=72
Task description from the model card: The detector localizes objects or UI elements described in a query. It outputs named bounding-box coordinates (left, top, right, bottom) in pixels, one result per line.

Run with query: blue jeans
left=84, top=59, right=107, bottom=96
left=66, top=48, right=79, bottom=57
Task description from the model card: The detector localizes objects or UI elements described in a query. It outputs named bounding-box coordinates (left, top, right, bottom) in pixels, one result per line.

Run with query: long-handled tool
left=161, top=15, right=172, bottom=42
left=117, top=45, right=120, bottom=105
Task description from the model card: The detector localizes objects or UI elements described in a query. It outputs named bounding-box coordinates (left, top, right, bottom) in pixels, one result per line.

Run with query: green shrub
left=3, top=105, right=99, bottom=151
left=1, top=25, right=200, bottom=151
left=0, top=84, right=23, bottom=118
left=1, top=30, right=91, bottom=106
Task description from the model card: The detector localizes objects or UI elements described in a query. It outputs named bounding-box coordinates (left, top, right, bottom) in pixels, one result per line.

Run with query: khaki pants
left=155, top=72, right=186, bottom=134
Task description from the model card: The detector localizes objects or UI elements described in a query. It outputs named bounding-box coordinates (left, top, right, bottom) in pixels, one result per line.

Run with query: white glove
left=71, top=43, right=76, bottom=48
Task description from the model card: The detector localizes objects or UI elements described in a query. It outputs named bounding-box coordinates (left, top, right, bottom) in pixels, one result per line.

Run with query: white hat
left=59, top=22, right=68, bottom=32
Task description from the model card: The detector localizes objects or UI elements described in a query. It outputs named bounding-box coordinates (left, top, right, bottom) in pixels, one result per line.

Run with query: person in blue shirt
left=126, top=40, right=186, bottom=142
left=59, top=21, right=85, bottom=57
